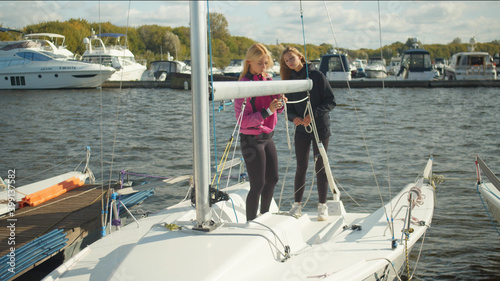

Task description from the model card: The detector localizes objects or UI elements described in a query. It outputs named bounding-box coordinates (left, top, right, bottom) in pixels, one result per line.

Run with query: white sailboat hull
left=45, top=175, right=434, bottom=281
left=478, top=182, right=500, bottom=225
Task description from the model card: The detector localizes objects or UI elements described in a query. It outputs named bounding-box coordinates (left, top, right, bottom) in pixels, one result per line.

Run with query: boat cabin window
left=83, top=55, right=113, bottom=67
left=327, top=56, right=348, bottom=72
left=410, top=54, right=431, bottom=69
left=401, top=53, right=432, bottom=70
left=467, top=56, right=484, bottom=66
left=16, top=51, right=52, bottom=61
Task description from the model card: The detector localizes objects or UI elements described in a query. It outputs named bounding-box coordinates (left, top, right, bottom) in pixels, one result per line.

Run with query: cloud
left=1, top=1, right=499, bottom=50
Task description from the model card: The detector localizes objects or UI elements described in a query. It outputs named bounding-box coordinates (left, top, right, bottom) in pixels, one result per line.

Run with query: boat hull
left=108, top=65, right=146, bottom=81
left=365, top=70, right=388, bottom=79
left=0, top=63, right=114, bottom=89
left=478, top=182, right=500, bottom=225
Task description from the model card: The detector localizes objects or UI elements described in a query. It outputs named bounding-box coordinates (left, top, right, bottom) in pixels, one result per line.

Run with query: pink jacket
left=234, top=74, right=283, bottom=135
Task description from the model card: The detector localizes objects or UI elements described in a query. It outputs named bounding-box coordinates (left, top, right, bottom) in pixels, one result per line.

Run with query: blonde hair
left=239, top=43, right=273, bottom=80
left=279, top=46, right=307, bottom=80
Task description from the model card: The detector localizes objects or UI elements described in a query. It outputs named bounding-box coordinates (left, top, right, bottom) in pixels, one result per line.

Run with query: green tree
left=209, top=13, right=230, bottom=42
left=450, top=37, right=462, bottom=45
left=164, top=30, right=181, bottom=60
left=212, top=38, right=230, bottom=67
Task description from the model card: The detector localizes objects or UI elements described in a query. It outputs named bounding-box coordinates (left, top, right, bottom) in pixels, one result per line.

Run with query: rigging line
left=299, top=0, right=309, bottom=79
left=207, top=0, right=219, bottom=189
left=322, top=1, right=351, bottom=90
left=13, top=155, right=78, bottom=184
left=376, top=0, right=395, bottom=239
left=98, top=0, right=107, bottom=235
left=278, top=127, right=295, bottom=211
left=323, top=0, right=391, bottom=227
left=409, top=226, right=430, bottom=280
left=377, top=0, right=393, bottom=229
left=102, top=1, right=132, bottom=235
left=214, top=100, right=246, bottom=186
left=222, top=99, right=247, bottom=189
left=117, top=0, right=132, bottom=86
left=219, top=98, right=247, bottom=187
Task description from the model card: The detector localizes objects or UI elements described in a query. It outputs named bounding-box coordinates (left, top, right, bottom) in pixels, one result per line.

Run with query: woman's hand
left=302, top=115, right=311, bottom=126
left=269, top=98, right=283, bottom=113
left=280, top=95, right=288, bottom=104
left=293, top=117, right=303, bottom=126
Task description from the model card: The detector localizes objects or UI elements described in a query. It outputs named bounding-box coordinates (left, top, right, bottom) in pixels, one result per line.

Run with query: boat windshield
left=228, top=59, right=243, bottom=67
left=16, top=51, right=52, bottom=61
left=327, top=56, right=349, bottom=72
left=463, top=55, right=485, bottom=66
left=402, top=53, right=432, bottom=70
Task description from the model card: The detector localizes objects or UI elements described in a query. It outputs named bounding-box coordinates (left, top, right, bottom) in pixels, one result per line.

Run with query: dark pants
left=294, top=135, right=329, bottom=204
left=240, top=132, right=279, bottom=221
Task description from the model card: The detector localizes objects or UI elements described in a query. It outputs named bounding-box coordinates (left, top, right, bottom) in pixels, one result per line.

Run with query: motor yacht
left=81, top=31, right=146, bottom=81
left=0, top=40, right=115, bottom=89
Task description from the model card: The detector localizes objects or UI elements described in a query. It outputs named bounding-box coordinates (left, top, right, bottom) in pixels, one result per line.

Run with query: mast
left=190, top=1, right=211, bottom=228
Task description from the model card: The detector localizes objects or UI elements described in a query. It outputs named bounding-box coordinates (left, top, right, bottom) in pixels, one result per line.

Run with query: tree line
left=2, top=15, right=499, bottom=69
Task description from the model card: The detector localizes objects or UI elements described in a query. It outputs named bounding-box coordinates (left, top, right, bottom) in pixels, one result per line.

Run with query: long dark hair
left=280, top=46, right=306, bottom=80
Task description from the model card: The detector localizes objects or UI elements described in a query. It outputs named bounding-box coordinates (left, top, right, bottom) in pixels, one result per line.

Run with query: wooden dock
left=0, top=184, right=107, bottom=280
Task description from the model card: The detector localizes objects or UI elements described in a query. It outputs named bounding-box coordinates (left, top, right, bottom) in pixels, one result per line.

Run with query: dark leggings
left=240, top=133, right=279, bottom=221
left=294, top=136, right=329, bottom=204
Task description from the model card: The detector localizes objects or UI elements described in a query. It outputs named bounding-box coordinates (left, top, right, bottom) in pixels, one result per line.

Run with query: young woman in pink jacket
left=234, top=43, right=287, bottom=221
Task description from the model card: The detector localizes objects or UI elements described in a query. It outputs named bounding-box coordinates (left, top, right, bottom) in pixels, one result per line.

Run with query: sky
left=1, top=1, right=499, bottom=50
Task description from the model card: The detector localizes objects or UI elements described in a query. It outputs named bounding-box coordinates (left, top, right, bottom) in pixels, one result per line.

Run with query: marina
left=1, top=1, right=500, bottom=280
left=2, top=72, right=500, bottom=281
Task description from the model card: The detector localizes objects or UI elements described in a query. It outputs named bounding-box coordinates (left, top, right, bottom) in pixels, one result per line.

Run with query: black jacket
left=285, top=63, right=336, bottom=140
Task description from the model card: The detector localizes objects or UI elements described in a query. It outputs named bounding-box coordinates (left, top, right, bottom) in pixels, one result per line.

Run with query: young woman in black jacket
left=280, top=46, right=336, bottom=221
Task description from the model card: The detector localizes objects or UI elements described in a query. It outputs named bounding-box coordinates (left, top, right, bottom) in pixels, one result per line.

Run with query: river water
left=1, top=85, right=499, bottom=280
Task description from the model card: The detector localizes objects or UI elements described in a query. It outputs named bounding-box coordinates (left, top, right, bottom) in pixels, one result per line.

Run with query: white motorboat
left=444, top=37, right=497, bottom=80
left=24, top=33, right=76, bottom=59
left=222, top=59, right=243, bottom=77
left=44, top=3, right=435, bottom=281
left=149, top=60, right=191, bottom=81
left=352, top=58, right=367, bottom=78
left=444, top=51, right=497, bottom=80
left=387, top=56, right=401, bottom=76
left=319, top=53, right=351, bottom=81
left=0, top=40, right=115, bottom=89
left=397, top=49, right=439, bottom=80
left=475, top=156, right=500, bottom=230
left=434, top=57, right=447, bottom=77
left=81, top=32, right=146, bottom=81
left=364, top=57, right=387, bottom=78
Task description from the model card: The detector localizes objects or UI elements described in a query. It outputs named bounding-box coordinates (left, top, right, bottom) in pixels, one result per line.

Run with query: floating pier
left=0, top=184, right=154, bottom=280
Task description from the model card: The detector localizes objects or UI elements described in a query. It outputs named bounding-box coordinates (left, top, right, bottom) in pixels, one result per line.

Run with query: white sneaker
left=289, top=202, right=302, bottom=218
left=318, top=203, right=328, bottom=221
